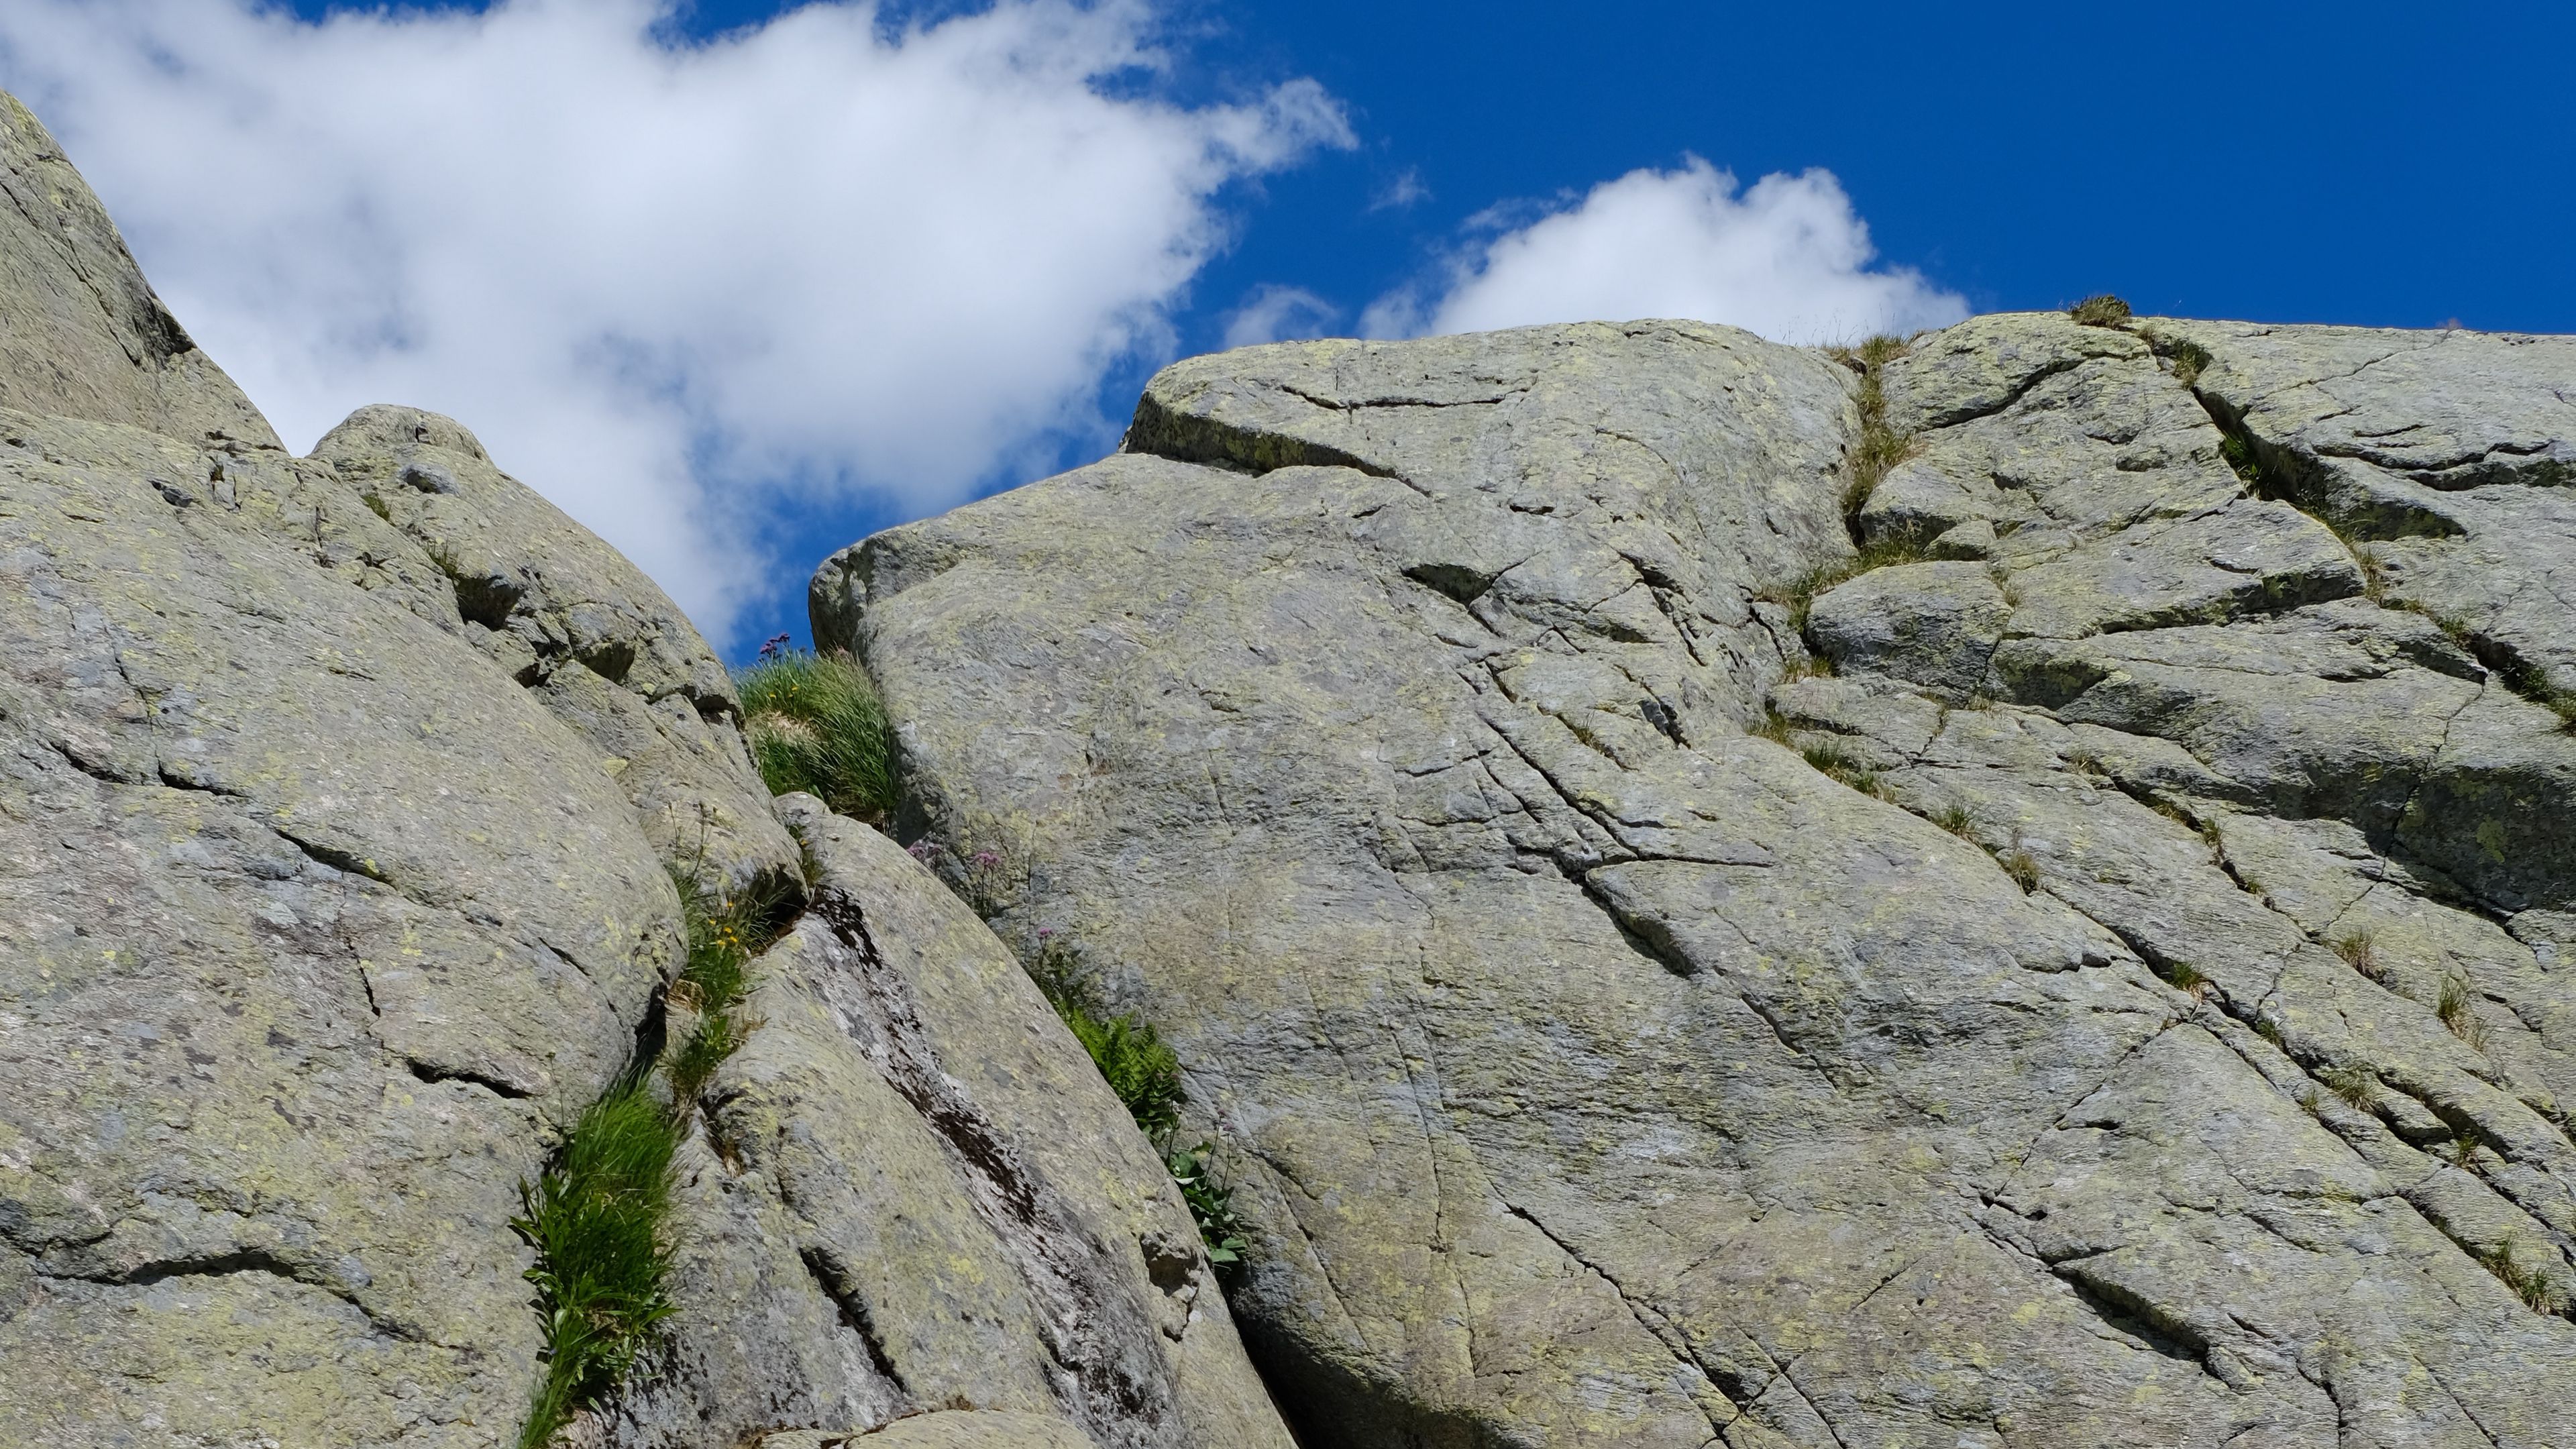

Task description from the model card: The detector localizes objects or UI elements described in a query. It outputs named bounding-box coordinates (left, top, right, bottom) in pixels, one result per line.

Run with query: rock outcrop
left=0, top=88, right=1290, bottom=1449
left=824, top=316, right=2576, bottom=1445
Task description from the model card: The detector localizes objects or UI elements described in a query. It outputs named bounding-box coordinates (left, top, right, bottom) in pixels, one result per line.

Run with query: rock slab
left=828, top=317, right=2576, bottom=1447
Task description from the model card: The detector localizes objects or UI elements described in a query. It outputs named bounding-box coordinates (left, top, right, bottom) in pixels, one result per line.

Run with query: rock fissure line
left=1494, top=1199, right=1743, bottom=1438
left=810, top=889, right=1174, bottom=1438
left=39, top=1247, right=437, bottom=1347
left=798, top=1244, right=910, bottom=1401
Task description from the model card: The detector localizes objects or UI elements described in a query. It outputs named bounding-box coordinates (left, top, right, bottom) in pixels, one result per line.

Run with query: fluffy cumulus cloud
left=0, top=0, right=1348, bottom=641
left=1369, top=158, right=1965, bottom=346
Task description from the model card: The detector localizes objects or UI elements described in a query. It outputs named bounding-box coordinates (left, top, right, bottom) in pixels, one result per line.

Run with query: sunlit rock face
left=827, top=311, right=2576, bottom=1448
left=0, top=87, right=1291, bottom=1449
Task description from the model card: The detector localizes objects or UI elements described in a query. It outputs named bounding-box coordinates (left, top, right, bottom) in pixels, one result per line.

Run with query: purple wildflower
left=971, top=850, right=1001, bottom=868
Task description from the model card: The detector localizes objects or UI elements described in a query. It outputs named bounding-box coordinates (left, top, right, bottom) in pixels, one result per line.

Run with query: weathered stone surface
left=0, top=93, right=277, bottom=450
left=0, top=372, right=677, bottom=1448
left=833, top=317, right=2576, bottom=1446
left=312, top=405, right=798, bottom=896
left=757, top=1411, right=1098, bottom=1449
left=2149, top=318, right=2576, bottom=705
left=0, top=91, right=1294, bottom=1449
left=608, top=796, right=1293, bottom=1449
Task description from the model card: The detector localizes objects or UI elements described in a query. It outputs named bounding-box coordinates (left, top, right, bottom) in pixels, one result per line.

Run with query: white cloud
left=1368, top=166, right=1428, bottom=211
left=0, top=0, right=1349, bottom=642
left=1220, top=284, right=1338, bottom=349
left=1378, top=158, right=1965, bottom=347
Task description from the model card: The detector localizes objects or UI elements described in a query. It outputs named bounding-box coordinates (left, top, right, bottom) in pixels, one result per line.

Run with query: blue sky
left=7, top=0, right=2569, bottom=661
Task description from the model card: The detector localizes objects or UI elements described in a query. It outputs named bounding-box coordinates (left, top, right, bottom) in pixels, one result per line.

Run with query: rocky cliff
left=8, top=72, right=2575, bottom=1449
left=0, top=89, right=1288, bottom=1449
left=820, top=313, right=2576, bottom=1446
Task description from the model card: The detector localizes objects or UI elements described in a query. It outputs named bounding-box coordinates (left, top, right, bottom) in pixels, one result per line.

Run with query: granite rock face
left=606, top=796, right=1291, bottom=1449
left=825, top=315, right=2576, bottom=1446
left=0, top=89, right=1291, bottom=1449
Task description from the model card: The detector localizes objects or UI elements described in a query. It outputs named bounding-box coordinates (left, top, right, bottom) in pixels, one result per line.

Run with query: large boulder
left=826, top=317, right=2576, bottom=1446
left=0, top=88, right=1293, bottom=1449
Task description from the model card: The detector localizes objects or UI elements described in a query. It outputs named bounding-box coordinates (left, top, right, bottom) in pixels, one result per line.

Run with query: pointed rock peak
left=0, top=89, right=279, bottom=451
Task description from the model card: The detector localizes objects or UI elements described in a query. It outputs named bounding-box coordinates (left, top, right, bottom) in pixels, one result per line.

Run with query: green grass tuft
left=2163, top=336, right=2214, bottom=387
left=2477, top=1236, right=2570, bottom=1314
left=1800, top=738, right=1884, bottom=798
left=2069, top=294, right=2133, bottom=327
left=2329, top=925, right=2387, bottom=983
left=2438, top=974, right=2491, bottom=1052
left=513, top=1083, right=678, bottom=1449
left=2000, top=846, right=2041, bottom=894
left=516, top=869, right=790, bottom=1446
left=2319, top=1063, right=2380, bottom=1113
left=734, top=650, right=900, bottom=821
left=2160, top=959, right=2216, bottom=1002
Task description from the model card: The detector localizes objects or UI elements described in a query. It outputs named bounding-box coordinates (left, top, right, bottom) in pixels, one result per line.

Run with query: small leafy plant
left=1028, top=931, right=1247, bottom=1271
left=906, top=833, right=1028, bottom=920
left=1166, top=1143, right=1251, bottom=1267
left=734, top=648, right=900, bottom=822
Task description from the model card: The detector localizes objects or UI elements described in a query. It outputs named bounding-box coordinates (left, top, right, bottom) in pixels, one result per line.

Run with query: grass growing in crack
left=2319, top=1063, right=2381, bottom=1113
left=2163, top=337, right=2214, bottom=387
left=515, top=872, right=788, bottom=1448
left=1801, top=738, right=1885, bottom=798
left=2449, top=1129, right=2483, bottom=1168
left=2437, top=975, right=2491, bottom=1051
left=1999, top=845, right=2041, bottom=894
left=2068, top=294, right=2133, bottom=327
left=1934, top=801, right=1976, bottom=839
left=1027, top=932, right=1244, bottom=1269
left=2477, top=1236, right=2569, bottom=1313
left=1823, top=333, right=1923, bottom=534
left=734, top=649, right=900, bottom=822
left=2330, top=926, right=2389, bottom=983
left=663, top=871, right=787, bottom=1106
left=513, top=1083, right=678, bottom=1449
left=1756, top=530, right=1938, bottom=634
left=2159, top=959, right=2216, bottom=1003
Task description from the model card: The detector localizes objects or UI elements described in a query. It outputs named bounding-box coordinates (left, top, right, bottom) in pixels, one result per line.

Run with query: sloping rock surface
left=0, top=89, right=1291, bottom=1449
left=825, top=317, right=2576, bottom=1446
left=609, top=796, right=1290, bottom=1449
